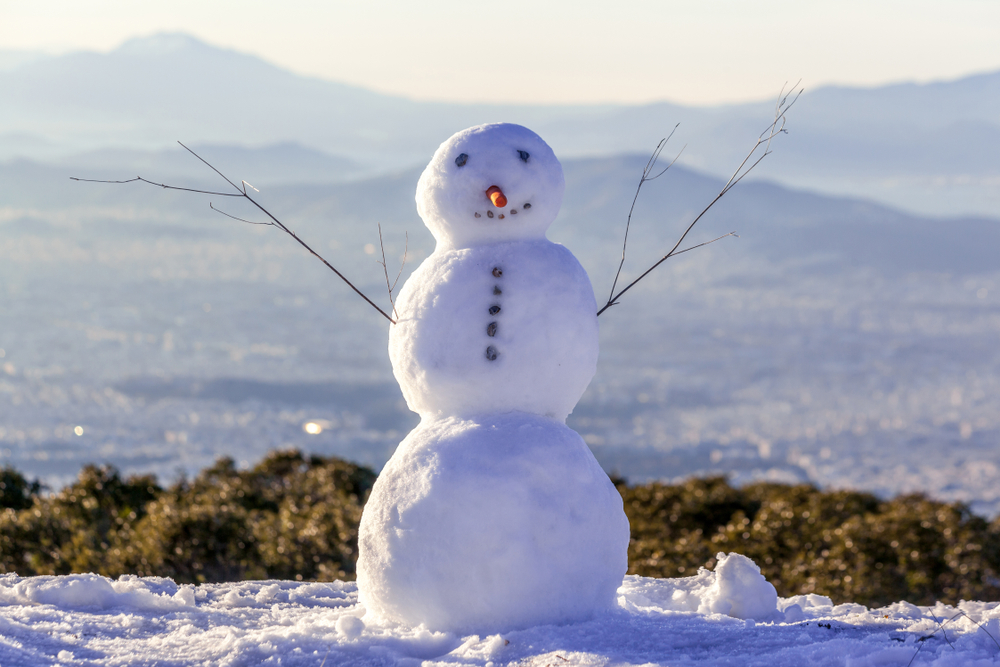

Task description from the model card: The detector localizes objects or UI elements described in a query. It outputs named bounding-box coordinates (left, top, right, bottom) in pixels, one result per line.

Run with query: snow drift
left=2, top=554, right=999, bottom=666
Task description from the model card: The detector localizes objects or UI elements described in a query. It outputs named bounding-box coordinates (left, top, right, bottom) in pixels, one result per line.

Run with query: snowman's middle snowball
left=389, top=239, right=599, bottom=421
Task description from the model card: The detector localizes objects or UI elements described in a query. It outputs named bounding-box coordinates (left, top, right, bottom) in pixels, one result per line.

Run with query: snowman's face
left=416, top=123, right=565, bottom=249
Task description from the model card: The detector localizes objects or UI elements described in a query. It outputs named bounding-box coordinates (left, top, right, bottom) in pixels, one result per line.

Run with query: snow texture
left=414, top=123, right=565, bottom=251
left=357, top=413, right=629, bottom=632
left=2, top=562, right=999, bottom=666
left=365, top=124, right=622, bottom=633
left=388, top=240, right=598, bottom=421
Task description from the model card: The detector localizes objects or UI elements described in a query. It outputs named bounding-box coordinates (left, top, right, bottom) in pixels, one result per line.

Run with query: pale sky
left=3, top=0, right=1000, bottom=105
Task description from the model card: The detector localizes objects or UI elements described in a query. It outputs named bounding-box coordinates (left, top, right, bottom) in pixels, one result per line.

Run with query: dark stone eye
left=518, top=150, right=530, bottom=163
left=455, top=153, right=469, bottom=167
left=523, top=203, right=531, bottom=209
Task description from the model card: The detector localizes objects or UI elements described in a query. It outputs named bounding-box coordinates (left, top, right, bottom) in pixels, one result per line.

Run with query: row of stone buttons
left=486, top=266, right=502, bottom=361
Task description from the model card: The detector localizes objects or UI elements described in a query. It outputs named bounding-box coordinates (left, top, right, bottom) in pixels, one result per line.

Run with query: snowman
left=356, top=123, right=630, bottom=633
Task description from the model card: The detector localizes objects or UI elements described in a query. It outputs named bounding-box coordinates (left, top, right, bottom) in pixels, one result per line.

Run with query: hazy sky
left=4, top=0, right=1000, bottom=105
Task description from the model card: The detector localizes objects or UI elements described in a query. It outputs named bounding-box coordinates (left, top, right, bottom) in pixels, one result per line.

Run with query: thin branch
left=670, top=231, right=738, bottom=258
left=953, top=609, right=1000, bottom=651
left=177, top=141, right=243, bottom=194
left=390, top=232, right=409, bottom=294
left=209, top=202, right=272, bottom=226
left=70, top=176, right=241, bottom=198
left=929, top=612, right=956, bottom=651
left=376, top=224, right=400, bottom=320
left=905, top=609, right=1000, bottom=667
left=607, top=124, right=682, bottom=305
left=597, top=83, right=802, bottom=317
left=73, top=142, right=397, bottom=325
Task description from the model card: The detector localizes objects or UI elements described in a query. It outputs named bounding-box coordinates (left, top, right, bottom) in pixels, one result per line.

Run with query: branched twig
left=209, top=202, right=270, bottom=225
left=390, top=233, right=408, bottom=295
left=70, top=175, right=241, bottom=198
left=929, top=612, right=956, bottom=651
left=905, top=609, right=1000, bottom=666
left=376, top=224, right=408, bottom=321
left=597, top=82, right=803, bottom=317
left=606, top=124, right=683, bottom=305
left=72, top=141, right=397, bottom=324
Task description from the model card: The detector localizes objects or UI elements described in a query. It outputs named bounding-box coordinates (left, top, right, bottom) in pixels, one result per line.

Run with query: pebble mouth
left=473, top=203, right=529, bottom=219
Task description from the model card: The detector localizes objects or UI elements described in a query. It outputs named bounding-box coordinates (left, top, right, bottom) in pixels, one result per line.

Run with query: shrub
left=621, top=478, right=1000, bottom=606
left=1, top=456, right=997, bottom=606
left=0, top=450, right=375, bottom=584
left=0, top=466, right=42, bottom=510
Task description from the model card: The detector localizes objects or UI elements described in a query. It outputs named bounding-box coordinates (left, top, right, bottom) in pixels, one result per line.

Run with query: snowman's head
left=416, top=123, right=565, bottom=249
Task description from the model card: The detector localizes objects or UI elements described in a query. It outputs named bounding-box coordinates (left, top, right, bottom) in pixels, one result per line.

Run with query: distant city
left=1, top=34, right=997, bottom=515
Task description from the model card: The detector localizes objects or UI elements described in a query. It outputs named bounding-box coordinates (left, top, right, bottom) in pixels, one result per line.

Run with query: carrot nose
left=486, top=185, right=507, bottom=208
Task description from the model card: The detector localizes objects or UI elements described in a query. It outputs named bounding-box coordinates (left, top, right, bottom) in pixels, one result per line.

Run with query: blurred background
left=1, top=1, right=998, bottom=515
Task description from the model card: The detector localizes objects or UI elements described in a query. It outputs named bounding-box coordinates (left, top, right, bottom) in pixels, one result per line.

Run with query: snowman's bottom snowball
left=356, top=412, right=630, bottom=633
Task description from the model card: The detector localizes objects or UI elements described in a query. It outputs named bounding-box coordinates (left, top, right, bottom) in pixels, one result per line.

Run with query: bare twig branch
left=209, top=202, right=271, bottom=226
left=390, top=232, right=409, bottom=295
left=70, top=176, right=241, bottom=198
left=72, top=142, right=397, bottom=325
left=670, top=231, right=739, bottom=258
left=929, top=613, right=957, bottom=651
left=597, top=83, right=802, bottom=317
left=376, top=223, right=407, bottom=321
left=905, top=609, right=1000, bottom=667
left=952, top=610, right=1000, bottom=651
left=607, top=124, right=682, bottom=306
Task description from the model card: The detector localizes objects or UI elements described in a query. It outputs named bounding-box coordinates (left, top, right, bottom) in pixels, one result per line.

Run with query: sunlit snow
left=1, top=555, right=997, bottom=666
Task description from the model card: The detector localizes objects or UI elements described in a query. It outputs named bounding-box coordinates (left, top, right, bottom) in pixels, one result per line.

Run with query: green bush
left=621, top=478, right=1000, bottom=606
left=0, top=464, right=159, bottom=575
left=0, top=466, right=42, bottom=510
left=0, top=450, right=375, bottom=584
left=1, top=455, right=997, bottom=606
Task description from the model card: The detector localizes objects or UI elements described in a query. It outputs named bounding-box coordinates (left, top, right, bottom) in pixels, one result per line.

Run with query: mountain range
left=1, top=32, right=998, bottom=217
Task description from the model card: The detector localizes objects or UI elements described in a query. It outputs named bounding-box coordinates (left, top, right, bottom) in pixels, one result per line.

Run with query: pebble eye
left=517, top=150, right=530, bottom=163
left=455, top=153, right=469, bottom=167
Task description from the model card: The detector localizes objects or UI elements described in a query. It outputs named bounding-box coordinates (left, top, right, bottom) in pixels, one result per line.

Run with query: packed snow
left=1, top=554, right=998, bottom=666
left=367, top=124, right=626, bottom=631
left=390, top=123, right=598, bottom=422
left=414, top=123, right=565, bottom=251
left=358, top=413, right=629, bottom=632
left=388, top=240, right=598, bottom=422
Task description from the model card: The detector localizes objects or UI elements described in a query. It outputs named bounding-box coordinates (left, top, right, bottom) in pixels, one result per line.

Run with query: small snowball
left=221, top=589, right=258, bottom=608
left=336, top=614, right=365, bottom=639
left=173, top=585, right=196, bottom=607
left=57, top=650, right=74, bottom=661
left=782, top=603, right=805, bottom=623
left=701, top=553, right=779, bottom=621
left=254, top=584, right=282, bottom=604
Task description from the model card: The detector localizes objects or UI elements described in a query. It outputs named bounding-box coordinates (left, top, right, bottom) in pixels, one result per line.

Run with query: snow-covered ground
left=1, top=554, right=998, bottom=666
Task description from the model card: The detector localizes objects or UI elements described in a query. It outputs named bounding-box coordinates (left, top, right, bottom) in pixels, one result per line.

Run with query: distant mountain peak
left=114, top=32, right=210, bottom=57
